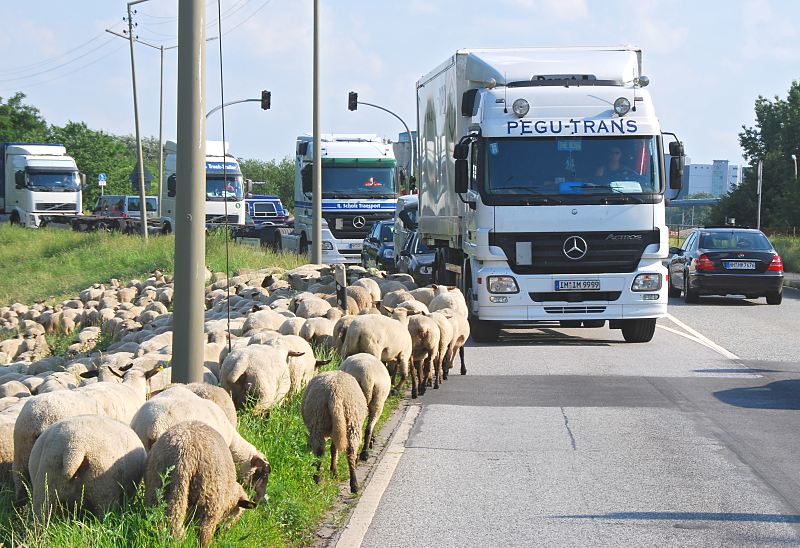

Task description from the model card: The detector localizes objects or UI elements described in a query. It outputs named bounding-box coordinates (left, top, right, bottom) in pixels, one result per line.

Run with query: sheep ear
left=108, top=366, right=125, bottom=379
left=238, top=498, right=257, bottom=509
left=288, top=351, right=305, bottom=357
left=144, top=365, right=164, bottom=380
left=80, top=370, right=99, bottom=379
left=315, top=359, right=331, bottom=367
left=119, top=363, right=134, bottom=372
left=431, top=284, right=438, bottom=290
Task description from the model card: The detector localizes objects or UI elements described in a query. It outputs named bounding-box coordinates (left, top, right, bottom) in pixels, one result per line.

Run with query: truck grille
left=206, top=214, right=239, bottom=224
left=490, top=230, right=659, bottom=275
left=35, top=202, right=78, bottom=212
left=322, top=212, right=394, bottom=240
left=544, top=306, right=607, bottom=314
left=529, top=291, right=621, bottom=302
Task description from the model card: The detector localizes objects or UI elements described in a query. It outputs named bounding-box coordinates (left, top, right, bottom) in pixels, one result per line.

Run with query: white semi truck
left=281, top=134, right=399, bottom=264
left=416, top=46, right=684, bottom=343
left=161, top=140, right=246, bottom=233
left=0, top=142, right=84, bottom=227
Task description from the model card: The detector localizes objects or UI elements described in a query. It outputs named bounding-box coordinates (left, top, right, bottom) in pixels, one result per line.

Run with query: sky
left=1, top=0, right=798, bottom=169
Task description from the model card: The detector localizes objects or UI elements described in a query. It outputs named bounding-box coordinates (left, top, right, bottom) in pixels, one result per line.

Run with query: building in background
left=676, top=159, right=740, bottom=197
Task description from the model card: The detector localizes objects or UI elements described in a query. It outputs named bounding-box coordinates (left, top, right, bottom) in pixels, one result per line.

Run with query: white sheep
left=266, top=334, right=327, bottom=395
left=279, top=317, right=306, bottom=336
left=298, top=317, right=335, bottom=348
left=219, top=344, right=295, bottom=414
left=28, top=415, right=146, bottom=518
left=295, top=297, right=332, bottom=319
left=406, top=313, right=441, bottom=396
left=144, top=421, right=258, bottom=547
left=429, top=285, right=469, bottom=317
left=301, top=371, right=367, bottom=493
left=241, top=309, right=286, bottom=335
left=352, top=278, right=382, bottom=304
left=437, top=307, right=471, bottom=378
left=339, top=353, right=391, bottom=461
left=427, top=311, right=454, bottom=388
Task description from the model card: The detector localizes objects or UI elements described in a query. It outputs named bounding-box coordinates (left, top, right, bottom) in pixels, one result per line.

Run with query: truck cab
left=161, top=140, right=246, bottom=233
left=281, top=134, right=399, bottom=263
left=0, top=143, right=83, bottom=227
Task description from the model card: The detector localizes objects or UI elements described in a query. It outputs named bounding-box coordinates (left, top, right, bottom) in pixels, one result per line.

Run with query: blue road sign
left=98, top=173, right=107, bottom=182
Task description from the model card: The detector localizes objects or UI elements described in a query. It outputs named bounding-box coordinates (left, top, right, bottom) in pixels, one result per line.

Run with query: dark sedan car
left=396, top=231, right=435, bottom=286
left=361, top=220, right=395, bottom=271
left=667, top=227, right=784, bottom=304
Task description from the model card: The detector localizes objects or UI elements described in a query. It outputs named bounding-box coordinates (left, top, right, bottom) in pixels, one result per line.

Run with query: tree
left=0, top=92, right=49, bottom=142
left=239, top=157, right=295, bottom=210
left=711, top=81, right=800, bottom=228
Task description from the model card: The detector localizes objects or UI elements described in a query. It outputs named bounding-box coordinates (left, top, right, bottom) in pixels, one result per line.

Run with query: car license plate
left=348, top=242, right=362, bottom=250
left=724, top=261, right=755, bottom=270
left=555, top=280, right=600, bottom=291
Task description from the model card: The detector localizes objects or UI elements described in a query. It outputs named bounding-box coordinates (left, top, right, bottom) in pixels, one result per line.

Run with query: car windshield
left=379, top=224, right=393, bottom=243
left=485, top=136, right=660, bottom=197
left=206, top=175, right=243, bottom=201
left=28, top=171, right=80, bottom=192
left=699, top=231, right=772, bottom=250
left=322, top=166, right=397, bottom=198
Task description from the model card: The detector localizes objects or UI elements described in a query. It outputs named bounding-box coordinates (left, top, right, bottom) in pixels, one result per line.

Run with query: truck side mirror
left=669, top=155, right=684, bottom=190
left=246, top=179, right=253, bottom=194
left=301, top=164, right=312, bottom=194
left=14, top=170, right=25, bottom=189
left=453, top=143, right=469, bottom=160
left=167, top=174, right=177, bottom=197
left=454, top=159, right=468, bottom=193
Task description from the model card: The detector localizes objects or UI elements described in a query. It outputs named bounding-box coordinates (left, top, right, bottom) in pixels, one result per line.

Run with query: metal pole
left=792, top=154, right=797, bottom=181
left=172, top=0, right=206, bottom=384
left=127, top=3, right=149, bottom=241
left=311, top=0, right=322, bottom=263
left=756, top=159, right=763, bottom=230
left=158, top=45, right=164, bottom=218
left=205, top=98, right=261, bottom=119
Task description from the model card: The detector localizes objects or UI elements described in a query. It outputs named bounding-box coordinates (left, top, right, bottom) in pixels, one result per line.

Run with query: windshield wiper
left=574, top=183, right=643, bottom=204
left=494, top=186, right=564, bottom=204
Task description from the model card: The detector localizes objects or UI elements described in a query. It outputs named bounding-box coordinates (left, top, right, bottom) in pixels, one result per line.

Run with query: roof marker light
left=512, top=98, right=530, bottom=118
left=614, top=97, right=631, bottom=116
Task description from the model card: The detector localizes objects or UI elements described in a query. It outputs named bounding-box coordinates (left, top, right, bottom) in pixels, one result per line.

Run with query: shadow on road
left=713, top=379, right=800, bottom=410
left=467, top=328, right=613, bottom=348
left=549, top=511, right=800, bottom=523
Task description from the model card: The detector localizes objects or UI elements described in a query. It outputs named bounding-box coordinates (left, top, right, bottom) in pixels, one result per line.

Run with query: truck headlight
left=382, top=249, right=394, bottom=259
left=322, top=241, right=334, bottom=251
left=631, top=273, right=661, bottom=291
left=487, top=275, right=519, bottom=294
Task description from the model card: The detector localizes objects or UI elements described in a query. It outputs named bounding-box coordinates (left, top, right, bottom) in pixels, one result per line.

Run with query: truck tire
left=161, top=223, right=172, bottom=235
left=9, top=212, right=20, bottom=225
left=470, top=317, right=500, bottom=343
left=300, top=235, right=309, bottom=256
left=621, top=318, right=657, bottom=343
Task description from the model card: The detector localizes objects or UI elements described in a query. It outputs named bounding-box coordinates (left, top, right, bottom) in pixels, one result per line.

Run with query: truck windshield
left=206, top=176, right=243, bottom=201
left=484, top=136, right=660, bottom=198
left=322, top=166, right=397, bottom=198
left=28, top=171, right=80, bottom=192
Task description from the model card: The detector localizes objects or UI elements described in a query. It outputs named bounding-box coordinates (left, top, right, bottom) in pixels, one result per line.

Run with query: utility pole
left=125, top=1, right=150, bottom=241
left=158, top=44, right=164, bottom=218
left=311, top=0, right=322, bottom=263
left=756, top=159, right=763, bottom=230
left=172, top=0, right=206, bottom=384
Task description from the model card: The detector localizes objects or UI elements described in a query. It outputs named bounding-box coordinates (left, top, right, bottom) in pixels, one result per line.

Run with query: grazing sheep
left=0, top=380, right=30, bottom=399
left=301, top=371, right=367, bottom=493
left=220, top=344, right=295, bottom=414
left=144, top=421, right=258, bottom=547
left=380, top=289, right=414, bottom=314
left=298, top=317, right=335, bottom=348
left=241, top=309, right=286, bottom=335
left=345, top=286, right=373, bottom=312
left=406, top=313, right=441, bottom=396
left=325, top=294, right=359, bottom=316
left=340, top=311, right=415, bottom=397
left=377, top=280, right=408, bottom=297
left=279, top=317, right=306, bottom=336
left=77, top=365, right=163, bottom=424
left=295, top=297, right=332, bottom=319
left=130, top=386, right=270, bottom=501
left=1, top=400, right=25, bottom=484
left=265, top=335, right=327, bottom=395
left=332, top=315, right=357, bottom=355
left=339, top=353, right=391, bottom=461
left=351, top=278, right=381, bottom=305
left=395, top=299, right=430, bottom=315
left=28, top=415, right=146, bottom=518
left=181, top=382, right=238, bottom=427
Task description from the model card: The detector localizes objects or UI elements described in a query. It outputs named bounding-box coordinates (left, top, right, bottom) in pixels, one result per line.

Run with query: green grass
left=0, top=225, right=306, bottom=306
left=772, top=236, right=800, bottom=272
left=0, top=348, right=403, bottom=547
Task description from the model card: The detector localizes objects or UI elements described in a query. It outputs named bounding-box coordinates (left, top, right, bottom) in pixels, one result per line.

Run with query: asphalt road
left=354, top=287, right=800, bottom=547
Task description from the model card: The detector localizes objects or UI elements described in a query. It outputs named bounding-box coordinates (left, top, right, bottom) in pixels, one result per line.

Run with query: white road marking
left=336, top=404, right=420, bottom=548
left=664, top=313, right=741, bottom=361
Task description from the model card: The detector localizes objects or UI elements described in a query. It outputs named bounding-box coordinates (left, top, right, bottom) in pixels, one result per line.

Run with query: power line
left=0, top=37, right=119, bottom=83
left=222, top=0, right=273, bottom=36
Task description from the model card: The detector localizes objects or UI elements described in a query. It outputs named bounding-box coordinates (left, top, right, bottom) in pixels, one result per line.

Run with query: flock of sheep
left=0, top=263, right=470, bottom=545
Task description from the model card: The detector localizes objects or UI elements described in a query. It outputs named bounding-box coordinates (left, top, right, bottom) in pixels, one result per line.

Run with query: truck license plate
left=724, top=261, right=755, bottom=270
left=555, top=280, right=600, bottom=291
left=348, top=242, right=362, bottom=250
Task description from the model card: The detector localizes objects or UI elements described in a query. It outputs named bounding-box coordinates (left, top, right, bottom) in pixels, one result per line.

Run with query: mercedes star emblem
left=563, top=236, right=588, bottom=260
left=352, top=216, right=366, bottom=228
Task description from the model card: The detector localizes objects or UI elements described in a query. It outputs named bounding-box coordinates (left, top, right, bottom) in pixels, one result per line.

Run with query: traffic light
left=348, top=91, right=358, bottom=111
left=261, top=90, right=271, bottom=110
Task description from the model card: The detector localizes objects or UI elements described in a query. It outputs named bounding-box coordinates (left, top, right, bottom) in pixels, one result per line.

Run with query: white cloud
left=500, top=0, right=589, bottom=21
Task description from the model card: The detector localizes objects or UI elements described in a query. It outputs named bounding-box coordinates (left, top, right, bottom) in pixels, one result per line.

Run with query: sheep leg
left=163, top=470, right=191, bottom=541
left=311, top=439, right=324, bottom=484
left=347, top=442, right=359, bottom=494
left=409, top=358, right=418, bottom=399
left=415, top=358, right=426, bottom=396
left=360, top=412, right=377, bottom=462
left=459, top=345, right=467, bottom=375
left=197, top=506, right=220, bottom=548
left=434, top=354, right=442, bottom=389
left=442, top=352, right=451, bottom=381
left=330, top=442, right=338, bottom=476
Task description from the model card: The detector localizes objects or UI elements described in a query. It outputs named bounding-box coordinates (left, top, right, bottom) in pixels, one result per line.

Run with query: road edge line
left=335, top=404, right=421, bottom=548
left=664, top=313, right=740, bottom=361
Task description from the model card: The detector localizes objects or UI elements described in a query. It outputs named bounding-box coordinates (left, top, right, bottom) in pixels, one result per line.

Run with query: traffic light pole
left=205, top=92, right=270, bottom=118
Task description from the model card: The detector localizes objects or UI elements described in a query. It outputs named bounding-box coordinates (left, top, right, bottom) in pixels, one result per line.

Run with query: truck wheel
left=161, top=223, right=172, bottom=235
left=470, top=317, right=500, bottom=343
left=766, top=290, right=783, bottom=305
left=300, top=235, right=309, bottom=256
left=9, top=212, right=20, bottom=225
left=621, top=318, right=657, bottom=343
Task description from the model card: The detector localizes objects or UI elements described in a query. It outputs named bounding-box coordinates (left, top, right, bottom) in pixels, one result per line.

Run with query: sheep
left=380, top=289, right=414, bottom=314
left=409, top=287, right=435, bottom=306
left=332, top=315, right=357, bottom=355
left=406, top=313, right=441, bottom=396
left=130, top=386, right=270, bottom=501
left=77, top=365, right=163, bottom=424
left=295, top=297, right=332, bottom=319
left=180, top=382, right=238, bottom=427
left=28, top=415, right=146, bottom=518
left=13, top=391, right=107, bottom=501
left=0, top=380, right=30, bottom=399
left=345, top=285, right=373, bottom=312
left=241, top=309, right=286, bottom=335
left=377, top=280, right=408, bottom=297
left=301, top=371, right=367, bottom=493
left=437, top=307, right=471, bottom=378
left=298, top=317, right=335, bottom=348
left=279, top=317, right=306, bottom=336
left=427, top=311, right=454, bottom=388
left=339, top=353, right=391, bottom=461
left=144, top=421, right=257, bottom=547
left=1, top=400, right=25, bottom=484
left=325, top=294, right=359, bottom=316
left=352, top=278, right=381, bottom=305
left=340, top=310, right=415, bottom=397
left=395, top=299, right=430, bottom=315
left=265, top=335, right=327, bottom=395
left=219, top=344, right=296, bottom=414
left=429, top=285, right=469, bottom=317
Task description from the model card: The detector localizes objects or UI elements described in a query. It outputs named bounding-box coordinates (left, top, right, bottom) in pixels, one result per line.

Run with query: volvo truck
left=281, top=134, right=399, bottom=263
left=416, top=47, right=684, bottom=343
left=0, top=143, right=84, bottom=227
left=161, top=140, right=246, bottom=233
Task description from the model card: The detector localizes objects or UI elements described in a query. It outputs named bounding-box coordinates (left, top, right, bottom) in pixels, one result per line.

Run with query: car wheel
left=668, top=276, right=682, bottom=298
left=766, top=290, right=783, bottom=305
left=621, top=318, right=657, bottom=343
left=683, top=276, right=700, bottom=304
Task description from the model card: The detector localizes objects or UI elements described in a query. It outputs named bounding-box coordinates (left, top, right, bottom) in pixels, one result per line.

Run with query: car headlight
left=382, top=249, right=394, bottom=259
left=631, top=273, right=661, bottom=291
left=321, top=240, right=334, bottom=251
left=487, top=275, right=519, bottom=294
